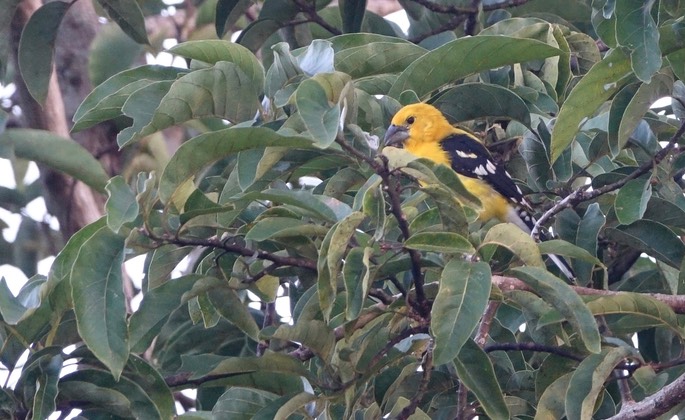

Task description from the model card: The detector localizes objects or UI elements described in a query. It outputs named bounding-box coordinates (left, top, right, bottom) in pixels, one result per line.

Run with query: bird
left=384, top=102, right=575, bottom=281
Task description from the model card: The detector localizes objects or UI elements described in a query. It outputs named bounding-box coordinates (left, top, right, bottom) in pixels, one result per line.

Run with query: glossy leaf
left=128, top=275, right=199, bottom=353
left=405, top=232, right=474, bottom=254
left=105, top=176, right=139, bottom=233
left=334, top=42, right=427, bottom=79
left=605, top=220, right=685, bottom=268
left=614, top=177, right=651, bottom=225
left=565, top=347, right=632, bottom=420
left=614, top=0, right=661, bottom=82
left=431, top=260, right=491, bottom=365
left=96, top=0, right=149, bottom=45
left=389, top=36, right=562, bottom=99
left=295, top=79, right=341, bottom=148
left=18, top=1, right=72, bottom=104
left=70, top=221, right=128, bottom=379
left=158, top=128, right=312, bottom=207
left=511, top=267, right=601, bottom=353
left=73, top=65, right=185, bottom=131
left=140, top=61, right=263, bottom=134
left=454, top=339, right=510, bottom=419
left=482, top=223, right=545, bottom=269
left=432, top=83, right=532, bottom=128
left=551, top=49, right=634, bottom=162
left=0, top=129, right=110, bottom=193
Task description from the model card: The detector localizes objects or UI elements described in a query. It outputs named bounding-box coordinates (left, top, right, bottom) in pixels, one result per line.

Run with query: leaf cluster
left=2, top=0, right=685, bottom=418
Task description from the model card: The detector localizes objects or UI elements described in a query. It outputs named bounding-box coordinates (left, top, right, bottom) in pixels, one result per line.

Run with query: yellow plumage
left=385, top=103, right=520, bottom=226
left=384, top=103, right=575, bottom=280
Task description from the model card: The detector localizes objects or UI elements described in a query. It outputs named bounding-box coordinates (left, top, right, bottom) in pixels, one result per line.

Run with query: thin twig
left=474, top=301, right=500, bottom=347
left=336, top=136, right=427, bottom=315
left=291, top=0, right=342, bottom=35
left=397, top=340, right=433, bottom=419
left=484, top=342, right=583, bottom=362
left=532, top=118, right=685, bottom=238
left=149, top=232, right=317, bottom=271
left=493, top=275, right=685, bottom=314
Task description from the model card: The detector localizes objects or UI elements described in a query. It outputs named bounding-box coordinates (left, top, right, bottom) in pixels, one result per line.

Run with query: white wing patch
left=456, top=150, right=478, bottom=159
left=474, top=165, right=489, bottom=176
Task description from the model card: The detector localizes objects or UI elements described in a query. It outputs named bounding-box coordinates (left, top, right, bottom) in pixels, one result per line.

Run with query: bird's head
left=384, top=103, right=452, bottom=148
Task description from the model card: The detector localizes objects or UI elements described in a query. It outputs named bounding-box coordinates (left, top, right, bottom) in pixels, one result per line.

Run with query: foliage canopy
left=2, top=0, right=685, bottom=418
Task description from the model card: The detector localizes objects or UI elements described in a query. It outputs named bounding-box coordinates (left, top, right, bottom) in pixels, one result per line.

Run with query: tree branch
left=532, top=118, right=685, bottom=238
left=397, top=340, right=433, bottom=419
left=336, top=136, right=428, bottom=316
left=484, top=342, right=583, bottom=362
left=151, top=233, right=317, bottom=271
left=493, top=275, right=685, bottom=314
left=608, top=371, right=685, bottom=420
left=291, top=0, right=342, bottom=35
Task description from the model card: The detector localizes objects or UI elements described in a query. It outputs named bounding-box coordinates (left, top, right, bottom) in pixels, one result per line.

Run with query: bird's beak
left=384, top=124, right=409, bottom=147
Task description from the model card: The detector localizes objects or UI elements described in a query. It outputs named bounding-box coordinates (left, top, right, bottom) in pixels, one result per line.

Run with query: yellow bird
left=384, top=103, right=574, bottom=280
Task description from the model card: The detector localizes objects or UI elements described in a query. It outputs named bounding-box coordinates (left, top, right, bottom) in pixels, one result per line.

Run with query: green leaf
left=158, top=128, right=312, bottom=207
left=128, top=275, right=199, bottom=353
left=537, top=240, right=603, bottom=266
left=0, top=278, right=29, bottom=325
left=73, top=65, right=185, bottom=131
left=317, top=212, right=365, bottom=320
left=339, top=0, right=366, bottom=33
left=193, top=353, right=312, bottom=380
left=18, top=1, right=72, bottom=104
left=405, top=232, right=475, bottom=254
left=454, top=339, right=510, bottom=420
left=246, top=217, right=309, bottom=241
left=60, top=369, right=162, bottom=419
left=334, top=42, right=427, bottom=79
left=551, top=49, right=634, bottom=162
left=169, top=41, right=265, bottom=87
left=482, top=223, right=545, bottom=268
left=147, top=246, right=194, bottom=290
left=535, top=372, right=572, bottom=420
left=432, top=83, right=532, bottom=128
left=614, top=0, right=661, bottom=82
left=96, top=0, right=149, bottom=44
left=117, top=80, right=174, bottom=147
left=343, top=247, right=372, bottom=320
left=105, top=176, right=139, bottom=233
left=609, top=73, right=672, bottom=153
left=140, top=61, right=263, bottom=135
left=271, top=320, right=335, bottom=362
left=605, top=220, right=685, bottom=268
left=125, top=355, right=176, bottom=419
left=0, top=129, right=110, bottom=192
left=208, top=285, right=261, bottom=340
left=431, top=260, right=491, bottom=365
left=242, top=189, right=352, bottom=223
left=213, top=388, right=277, bottom=419
left=586, top=293, right=684, bottom=338
left=30, top=351, right=62, bottom=420
left=273, top=392, right=316, bottom=420
left=388, top=36, right=562, bottom=99
left=295, top=79, right=341, bottom=148
left=215, top=0, right=253, bottom=37
left=614, top=177, right=651, bottom=225
left=565, top=347, right=632, bottom=420
left=70, top=220, right=128, bottom=379
left=511, top=267, right=601, bottom=354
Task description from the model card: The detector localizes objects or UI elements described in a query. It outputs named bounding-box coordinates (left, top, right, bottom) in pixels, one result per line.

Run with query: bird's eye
left=406, top=116, right=415, bottom=124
